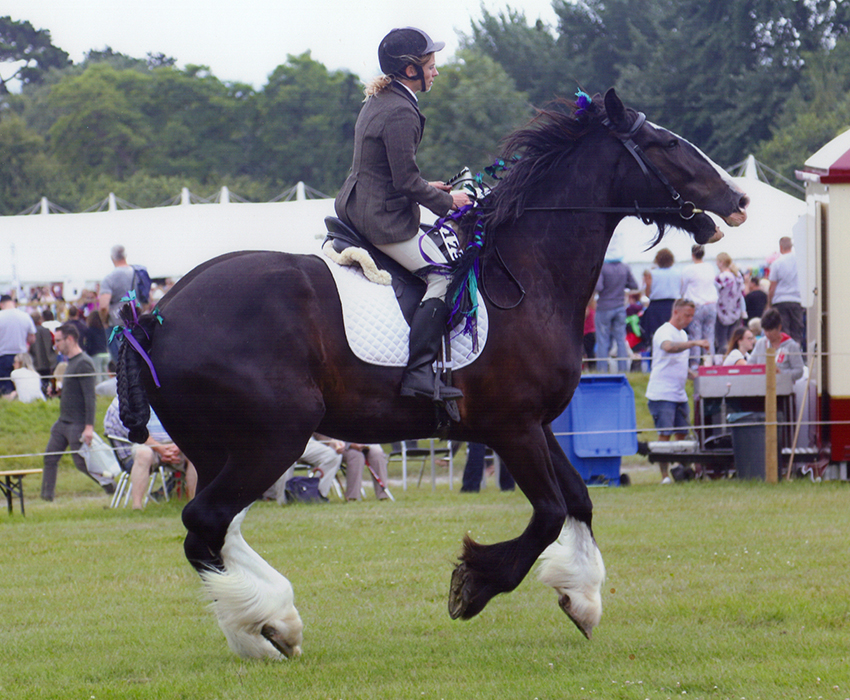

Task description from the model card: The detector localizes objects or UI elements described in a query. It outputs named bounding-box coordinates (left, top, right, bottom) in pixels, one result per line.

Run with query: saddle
left=323, top=217, right=427, bottom=326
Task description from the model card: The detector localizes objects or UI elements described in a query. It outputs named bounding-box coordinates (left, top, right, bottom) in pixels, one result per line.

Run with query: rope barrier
left=0, top=444, right=130, bottom=461
left=2, top=349, right=845, bottom=462
left=3, top=418, right=848, bottom=462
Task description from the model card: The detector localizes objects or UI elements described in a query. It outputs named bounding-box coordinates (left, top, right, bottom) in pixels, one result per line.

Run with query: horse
left=117, top=88, right=748, bottom=660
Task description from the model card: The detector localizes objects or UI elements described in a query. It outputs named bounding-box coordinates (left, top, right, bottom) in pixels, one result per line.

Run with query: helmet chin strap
left=414, top=64, right=426, bottom=92
left=400, top=64, right=426, bottom=92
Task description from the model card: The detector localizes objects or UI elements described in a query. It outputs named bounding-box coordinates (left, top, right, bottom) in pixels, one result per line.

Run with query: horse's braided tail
left=117, top=306, right=156, bottom=444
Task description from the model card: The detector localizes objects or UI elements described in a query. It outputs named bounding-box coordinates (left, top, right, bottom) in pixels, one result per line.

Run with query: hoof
left=558, top=593, right=593, bottom=640
left=262, top=623, right=302, bottom=658
left=448, top=563, right=471, bottom=620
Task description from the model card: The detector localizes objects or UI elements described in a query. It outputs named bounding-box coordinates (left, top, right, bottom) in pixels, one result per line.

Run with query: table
left=0, top=469, right=43, bottom=515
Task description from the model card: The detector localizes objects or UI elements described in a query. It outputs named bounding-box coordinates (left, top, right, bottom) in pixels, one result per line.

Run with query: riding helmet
left=378, top=27, right=445, bottom=77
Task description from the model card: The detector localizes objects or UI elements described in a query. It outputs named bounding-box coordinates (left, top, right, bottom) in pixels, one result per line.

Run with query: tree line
left=3, top=3, right=850, bottom=215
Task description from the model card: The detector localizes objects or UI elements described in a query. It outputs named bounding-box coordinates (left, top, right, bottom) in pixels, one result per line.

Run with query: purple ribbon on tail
left=109, top=291, right=162, bottom=388
left=116, top=327, right=161, bottom=388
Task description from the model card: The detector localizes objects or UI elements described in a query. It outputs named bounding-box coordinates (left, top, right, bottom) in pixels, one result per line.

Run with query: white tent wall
left=2, top=162, right=807, bottom=301
left=1, top=198, right=335, bottom=294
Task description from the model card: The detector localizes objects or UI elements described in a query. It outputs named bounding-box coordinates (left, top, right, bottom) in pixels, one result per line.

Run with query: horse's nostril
left=739, top=194, right=750, bottom=211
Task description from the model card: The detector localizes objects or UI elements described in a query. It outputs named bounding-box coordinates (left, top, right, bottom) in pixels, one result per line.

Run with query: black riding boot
left=400, top=298, right=463, bottom=402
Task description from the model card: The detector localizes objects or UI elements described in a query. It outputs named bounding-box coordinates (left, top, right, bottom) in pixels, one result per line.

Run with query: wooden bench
left=0, top=469, right=43, bottom=515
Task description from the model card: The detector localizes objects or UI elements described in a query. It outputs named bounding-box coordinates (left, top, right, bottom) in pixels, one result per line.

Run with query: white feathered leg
left=199, top=508, right=303, bottom=659
left=537, top=516, right=606, bottom=638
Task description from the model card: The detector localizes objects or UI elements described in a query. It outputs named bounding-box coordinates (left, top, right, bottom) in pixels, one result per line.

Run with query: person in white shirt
left=680, top=245, right=718, bottom=368
left=0, top=294, right=37, bottom=394
left=5, top=352, right=45, bottom=403
left=768, top=237, right=804, bottom=349
left=721, top=327, right=756, bottom=366
left=645, top=299, right=710, bottom=483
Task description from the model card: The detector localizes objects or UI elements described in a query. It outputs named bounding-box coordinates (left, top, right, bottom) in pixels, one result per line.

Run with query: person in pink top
left=582, top=298, right=596, bottom=371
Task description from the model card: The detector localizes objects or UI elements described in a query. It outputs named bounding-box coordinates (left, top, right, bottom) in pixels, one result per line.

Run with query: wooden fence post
left=765, top=348, right=778, bottom=483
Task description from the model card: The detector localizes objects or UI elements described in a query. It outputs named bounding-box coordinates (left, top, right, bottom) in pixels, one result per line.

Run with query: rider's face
left=406, top=56, right=438, bottom=92
left=421, top=57, right=438, bottom=91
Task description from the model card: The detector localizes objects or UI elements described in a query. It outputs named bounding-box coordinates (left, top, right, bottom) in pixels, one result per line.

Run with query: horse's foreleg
left=449, top=426, right=567, bottom=620
left=536, top=424, right=606, bottom=639
left=181, top=444, right=308, bottom=660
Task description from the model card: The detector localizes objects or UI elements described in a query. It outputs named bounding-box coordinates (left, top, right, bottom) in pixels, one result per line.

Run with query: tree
left=417, top=50, right=531, bottom=178
left=0, top=114, right=46, bottom=213
left=465, top=0, right=850, bottom=168
left=0, top=16, right=70, bottom=94
left=47, top=63, right=152, bottom=179
left=140, top=65, right=254, bottom=180
left=0, top=114, right=74, bottom=214
left=251, top=52, right=362, bottom=193
left=461, top=8, right=562, bottom=106
left=756, top=36, right=850, bottom=192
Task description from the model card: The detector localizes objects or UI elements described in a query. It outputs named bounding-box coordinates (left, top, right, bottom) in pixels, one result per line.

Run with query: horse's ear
left=603, top=88, right=629, bottom=132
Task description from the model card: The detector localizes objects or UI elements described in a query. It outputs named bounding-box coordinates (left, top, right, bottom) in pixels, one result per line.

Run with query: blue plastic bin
left=551, top=375, right=638, bottom=486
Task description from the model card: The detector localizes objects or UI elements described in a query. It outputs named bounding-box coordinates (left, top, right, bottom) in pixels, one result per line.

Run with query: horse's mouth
left=720, top=192, right=749, bottom=228
left=721, top=209, right=748, bottom=227
left=707, top=227, right=724, bottom=244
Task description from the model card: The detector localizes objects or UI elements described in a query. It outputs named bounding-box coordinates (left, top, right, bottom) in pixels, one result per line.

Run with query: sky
left=4, top=0, right=561, bottom=88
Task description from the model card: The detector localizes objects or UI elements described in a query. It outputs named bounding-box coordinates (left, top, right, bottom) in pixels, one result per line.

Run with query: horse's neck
left=493, top=216, right=615, bottom=313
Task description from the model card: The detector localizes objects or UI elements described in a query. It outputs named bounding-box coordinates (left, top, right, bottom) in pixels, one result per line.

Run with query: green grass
left=2, top=388, right=849, bottom=699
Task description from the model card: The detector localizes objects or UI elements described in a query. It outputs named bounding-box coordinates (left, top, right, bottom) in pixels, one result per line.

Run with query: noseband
left=523, top=112, right=701, bottom=222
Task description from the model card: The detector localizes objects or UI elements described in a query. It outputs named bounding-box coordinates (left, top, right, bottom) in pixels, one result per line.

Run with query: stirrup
left=441, top=398, right=461, bottom=423
left=437, top=383, right=463, bottom=400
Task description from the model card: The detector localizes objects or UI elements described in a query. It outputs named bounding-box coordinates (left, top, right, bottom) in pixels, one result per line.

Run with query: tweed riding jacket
left=334, top=81, right=453, bottom=245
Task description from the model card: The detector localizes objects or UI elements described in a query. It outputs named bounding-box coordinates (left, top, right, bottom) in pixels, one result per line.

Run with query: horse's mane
left=446, top=93, right=642, bottom=314
left=481, top=94, right=608, bottom=231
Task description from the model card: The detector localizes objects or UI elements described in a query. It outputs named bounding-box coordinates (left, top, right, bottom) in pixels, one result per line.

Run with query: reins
left=480, top=243, right=525, bottom=310
left=442, top=102, right=702, bottom=319
left=521, top=112, right=702, bottom=223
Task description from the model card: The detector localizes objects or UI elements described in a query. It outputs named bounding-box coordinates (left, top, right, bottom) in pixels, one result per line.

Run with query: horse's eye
left=666, top=139, right=679, bottom=150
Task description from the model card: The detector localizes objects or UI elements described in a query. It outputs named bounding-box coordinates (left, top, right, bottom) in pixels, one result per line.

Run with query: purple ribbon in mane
left=109, top=290, right=162, bottom=388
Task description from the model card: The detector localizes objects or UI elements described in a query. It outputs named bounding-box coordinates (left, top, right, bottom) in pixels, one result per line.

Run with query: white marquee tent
left=2, top=157, right=806, bottom=299
left=1, top=193, right=335, bottom=297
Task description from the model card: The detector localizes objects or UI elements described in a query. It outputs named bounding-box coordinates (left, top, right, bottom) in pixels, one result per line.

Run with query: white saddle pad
left=315, top=254, right=488, bottom=368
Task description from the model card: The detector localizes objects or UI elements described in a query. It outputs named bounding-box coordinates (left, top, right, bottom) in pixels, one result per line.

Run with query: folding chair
left=107, top=435, right=170, bottom=508
left=388, top=439, right=455, bottom=490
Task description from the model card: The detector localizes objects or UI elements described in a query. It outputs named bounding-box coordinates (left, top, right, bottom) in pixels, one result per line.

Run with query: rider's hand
left=450, top=191, right=472, bottom=210
left=429, top=181, right=452, bottom=191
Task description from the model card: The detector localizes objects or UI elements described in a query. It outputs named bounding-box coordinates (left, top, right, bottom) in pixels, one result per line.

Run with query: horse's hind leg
left=182, top=441, right=309, bottom=660
left=536, top=424, right=606, bottom=638
left=449, top=425, right=568, bottom=621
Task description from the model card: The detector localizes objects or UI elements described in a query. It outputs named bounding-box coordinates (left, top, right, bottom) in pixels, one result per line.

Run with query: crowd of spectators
left=2, top=234, right=810, bottom=499
left=2, top=245, right=407, bottom=506
left=581, top=236, right=808, bottom=484
left=586, top=236, right=805, bottom=373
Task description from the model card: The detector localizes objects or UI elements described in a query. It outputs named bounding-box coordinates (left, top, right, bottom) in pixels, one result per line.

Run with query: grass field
left=2, top=386, right=848, bottom=699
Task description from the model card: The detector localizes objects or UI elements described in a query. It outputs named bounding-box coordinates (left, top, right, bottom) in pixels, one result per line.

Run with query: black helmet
left=378, top=27, right=445, bottom=77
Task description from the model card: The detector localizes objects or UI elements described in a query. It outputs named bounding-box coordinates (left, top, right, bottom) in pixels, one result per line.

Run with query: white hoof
left=200, top=509, right=303, bottom=659
left=537, top=517, right=606, bottom=638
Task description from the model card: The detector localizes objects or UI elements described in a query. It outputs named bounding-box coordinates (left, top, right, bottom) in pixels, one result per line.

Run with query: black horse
left=118, top=89, right=747, bottom=659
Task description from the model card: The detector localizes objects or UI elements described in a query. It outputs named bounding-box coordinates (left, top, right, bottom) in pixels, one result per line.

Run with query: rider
left=334, top=27, right=472, bottom=407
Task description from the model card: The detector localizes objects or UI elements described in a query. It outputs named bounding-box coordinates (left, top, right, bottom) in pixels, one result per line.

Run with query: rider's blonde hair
left=364, top=53, right=434, bottom=97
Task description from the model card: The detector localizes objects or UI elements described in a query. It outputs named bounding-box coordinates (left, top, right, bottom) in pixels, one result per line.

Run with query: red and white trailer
left=797, top=128, right=850, bottom=478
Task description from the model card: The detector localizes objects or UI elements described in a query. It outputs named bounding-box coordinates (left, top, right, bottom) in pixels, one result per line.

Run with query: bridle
left=521, top=112, right=702, bottom=223
left=457, top=111, right=707, bottom=310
